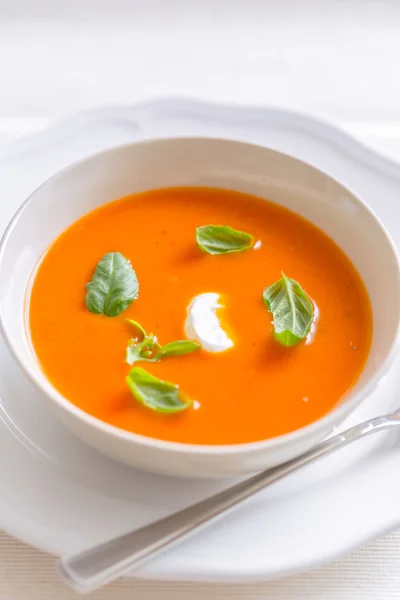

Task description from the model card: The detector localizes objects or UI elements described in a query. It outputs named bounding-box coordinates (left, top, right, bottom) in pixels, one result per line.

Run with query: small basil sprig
left=126, top=319, right=146, bottom=338
left=126, top=320, right=200, bottom=365
left=126, top=333, right=162, bottom=365
left=157, top=340, right=202, bottom=359
left=86, top=252, right=139, bottom=317
left=263, top=273, right=314, bottom=347
left=196, top=225, right=254, bottom=255
left=126, top=367, right=192, bottom=413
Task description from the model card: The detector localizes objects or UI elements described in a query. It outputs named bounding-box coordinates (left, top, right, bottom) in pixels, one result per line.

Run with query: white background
left=1, top=0, right=400, bottom=154
left=1, top=1, right=400, bottom=598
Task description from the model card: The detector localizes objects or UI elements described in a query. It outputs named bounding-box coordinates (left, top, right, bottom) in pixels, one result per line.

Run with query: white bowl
left=0, top=137, right=399, bottom=478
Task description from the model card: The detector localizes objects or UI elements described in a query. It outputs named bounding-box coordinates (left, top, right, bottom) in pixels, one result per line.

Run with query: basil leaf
left=126, top=343, right=146, bottom=366
left=126, top=334, right=162, bottom=365
left=126, top=367, right=192, bottom=413
left=86, top=252, right=138, bottom=317
left=263, top=273, right=314, bottom=347
left=196, top=225, right=253, bottom=255
left=126, top=318, right=146, bottom=339
left=125, top=320, right=201, bottom=365
left=157, top=340, right=200, bottom=359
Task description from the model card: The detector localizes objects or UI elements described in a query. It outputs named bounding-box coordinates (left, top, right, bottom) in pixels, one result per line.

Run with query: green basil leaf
left=86, top=252, right=139, bottom=317
left=156, top=340, right=201, bottom=359
left=126, top=318, right=146, bottom=339
left=125, top=320, right=201, bottom=365
left=263, top=273, right=314, bottom=347
left=196, top=225, right=254, bottom=255
left=126, top=334, right=162, bottom=365
left=126, top=367, right=192, bottom=413
left=126, top=343, right=146, bottom=366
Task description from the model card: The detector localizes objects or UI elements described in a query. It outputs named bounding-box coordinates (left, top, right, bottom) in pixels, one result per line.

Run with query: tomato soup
left=29, top=187, right=372, bottom=445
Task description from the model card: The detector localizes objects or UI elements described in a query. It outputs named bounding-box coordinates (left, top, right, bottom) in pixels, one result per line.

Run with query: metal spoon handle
left=58, top=416, right=391, bottom=593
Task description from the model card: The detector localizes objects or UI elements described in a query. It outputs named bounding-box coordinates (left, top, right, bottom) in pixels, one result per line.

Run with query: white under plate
left=1, top=100, right=400, bottom=583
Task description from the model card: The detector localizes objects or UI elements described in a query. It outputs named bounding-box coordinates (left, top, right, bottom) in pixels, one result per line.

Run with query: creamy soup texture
left=29, top=187, right=372, bottom=444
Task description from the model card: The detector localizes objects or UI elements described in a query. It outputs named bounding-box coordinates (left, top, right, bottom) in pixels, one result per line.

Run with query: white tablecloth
left=2, top=1, right=400, bottom=597
left=2, top=530, right=400, bottom=599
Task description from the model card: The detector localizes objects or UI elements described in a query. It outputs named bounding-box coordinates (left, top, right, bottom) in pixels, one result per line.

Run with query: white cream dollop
left=184, top=292, right=233, bottom=353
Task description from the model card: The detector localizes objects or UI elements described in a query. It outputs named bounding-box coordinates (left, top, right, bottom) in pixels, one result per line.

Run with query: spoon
left=58, top=405, right=400, bottom=593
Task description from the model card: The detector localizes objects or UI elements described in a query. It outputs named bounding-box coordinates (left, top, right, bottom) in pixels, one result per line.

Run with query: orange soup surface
left=29, top=187, right=372, bottom=445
